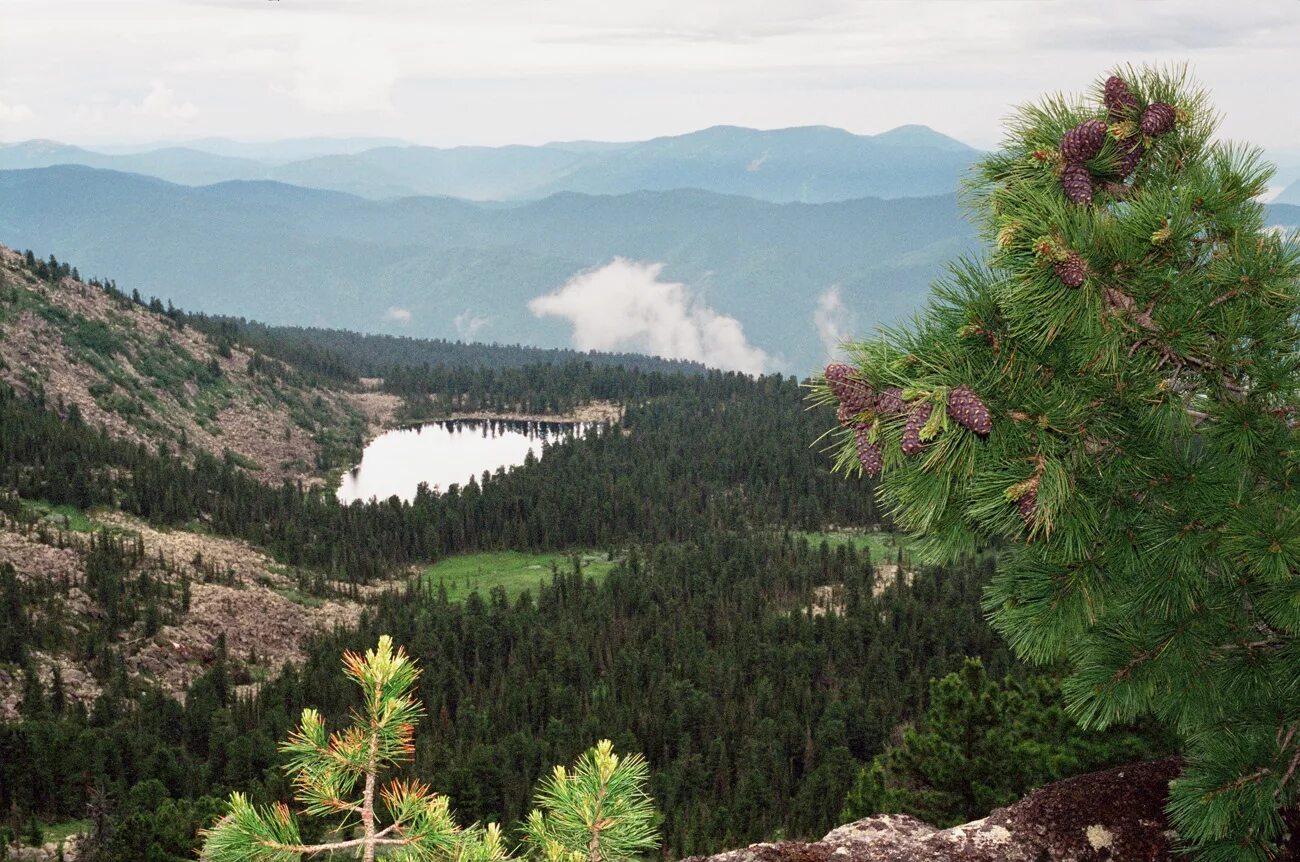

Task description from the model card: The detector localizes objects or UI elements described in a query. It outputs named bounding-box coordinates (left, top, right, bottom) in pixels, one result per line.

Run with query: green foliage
left=817, top=65, right=1300, bottom=857
left=200, top=637, right=658, bottom=862
left=840, top=659, right=1171, bottom=827
left=523, top=741, right=659, bottom=862
left=201, top=636, right=452, bottom=862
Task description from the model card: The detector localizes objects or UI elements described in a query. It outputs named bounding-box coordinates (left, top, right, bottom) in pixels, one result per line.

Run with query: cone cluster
left=1058, top=75, right=1175, bottom=204
left=824, top=366, right=992, bottom=469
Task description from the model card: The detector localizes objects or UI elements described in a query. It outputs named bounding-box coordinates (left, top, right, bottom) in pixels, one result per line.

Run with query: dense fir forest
left=1, top=536, right=1013, bottom=860
left=0, top=251, right=1155, bottom=862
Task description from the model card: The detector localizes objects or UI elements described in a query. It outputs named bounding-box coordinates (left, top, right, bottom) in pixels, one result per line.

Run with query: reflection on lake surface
left=337, top=419, right=595, bottom=504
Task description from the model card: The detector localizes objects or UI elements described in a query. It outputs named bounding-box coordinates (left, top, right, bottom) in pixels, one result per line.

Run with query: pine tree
left=522, top=741, right=659, bottom=862
left=815, top=65, right=1300, bottom=859
left=199, top=636, right=659, bottom=862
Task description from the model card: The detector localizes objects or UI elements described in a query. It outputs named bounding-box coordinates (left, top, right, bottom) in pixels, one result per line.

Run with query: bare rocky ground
left=683, top=759, right=1300, bottom=862
left=0, top=246, right=373, bottom=486
left=0, top=511, right=393, bottom=717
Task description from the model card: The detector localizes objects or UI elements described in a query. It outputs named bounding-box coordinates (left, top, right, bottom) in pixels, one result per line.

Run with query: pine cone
left=854, top=425, right=883, bottom=478
left=1017, top=488, right=1038, bottom=525
left=824, top=363, right=855, bottom=400
left=1054, top=252, right=1087, bottom=288
left=873, top=386, right=907, bottom=418
left=840, top=380, right=875, bottom=415
left=1116, top=137, right=1144, bottom=178
left=1060, top=119, right=1107, bottom=163
left=1140, top=102, right=1176, bottom=136
left=837, top=403, right=854, bottom=427
left=1061, top=163, right=1094, bottom=204
left=947, top=386, right=991, bottom=436
left=1104, top=76, right=1138, bottom=122
left=901, top=403, right=933, bottom=456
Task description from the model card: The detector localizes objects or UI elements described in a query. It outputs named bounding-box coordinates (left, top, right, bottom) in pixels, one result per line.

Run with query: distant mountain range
left=0, top=165, right=980, bottom=372
left=1275, top=179, right=1300, bottom=206
left=0, top=124, right=981, bottom=203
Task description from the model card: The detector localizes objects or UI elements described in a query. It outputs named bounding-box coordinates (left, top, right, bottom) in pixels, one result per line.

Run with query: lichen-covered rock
left=680, top=760, right=1300, bottom=862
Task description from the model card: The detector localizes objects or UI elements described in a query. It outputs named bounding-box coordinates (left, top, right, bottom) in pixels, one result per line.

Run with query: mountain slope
left=0, top=166, right=978, bottom=372
left=1276, top=179, right=1300, bottom=206
left=0, top=245, right=370, bottom=485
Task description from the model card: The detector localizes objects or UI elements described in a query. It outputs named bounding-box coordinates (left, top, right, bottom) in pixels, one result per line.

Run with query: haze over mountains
left=0, top=165, right=974, bottom=373
left=3, top=125, right=1296, bottom=373
left=0, top=124, right=978, bottom=203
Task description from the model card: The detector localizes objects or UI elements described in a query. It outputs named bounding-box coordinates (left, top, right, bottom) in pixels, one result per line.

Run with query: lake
left=337, top=419, right=595, bottom=504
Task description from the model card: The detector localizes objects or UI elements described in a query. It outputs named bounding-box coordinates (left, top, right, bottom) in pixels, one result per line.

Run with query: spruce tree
left=816, top=65, right=1299, bottom=859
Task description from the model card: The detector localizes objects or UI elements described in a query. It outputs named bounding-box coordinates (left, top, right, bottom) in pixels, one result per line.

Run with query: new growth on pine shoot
left=811, top=64, right=1300, bottom=860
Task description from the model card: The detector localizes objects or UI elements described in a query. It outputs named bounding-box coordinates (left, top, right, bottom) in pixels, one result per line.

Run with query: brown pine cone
left=854, top=425, right=883, bottom=478
left=1017, top=488, right=1038, bottom=525
left=901, top=403, right=933, bottom=456
left=1104, top=76, right=1139, bottom=122
left=947, top=386, right=992, bottom=436
left=1054, top=252, right=1087, bottom=288
left=873, top=386, right=907, bottom=418
left=1060, top=119, right=1107, bottom=163
left=1140, top=102, right=1176, bottom=136
left=1061, top=163, right=1094, bottom=204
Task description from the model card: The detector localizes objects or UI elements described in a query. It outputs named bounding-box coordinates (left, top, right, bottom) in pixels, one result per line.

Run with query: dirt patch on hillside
left=0, top=512, right=393, bottom=717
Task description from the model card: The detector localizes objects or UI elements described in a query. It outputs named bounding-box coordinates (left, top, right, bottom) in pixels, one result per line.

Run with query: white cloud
left=813, top=285, right=855, bottom=358
left=385, top=307, right=412, bottom=323
left=454, top=311, right=490, bottom=339
left=0, top=99, right=34, bottom=123
left=133, top=80, right=198, bottom=119
left=529, top=258, right=770, bottom=374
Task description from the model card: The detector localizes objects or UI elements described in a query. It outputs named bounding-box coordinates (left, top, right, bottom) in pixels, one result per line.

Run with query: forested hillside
left=0, top=252, right=1150, bottom=862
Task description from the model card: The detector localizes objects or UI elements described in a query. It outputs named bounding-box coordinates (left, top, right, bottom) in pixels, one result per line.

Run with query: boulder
left=682, top=760, right=1299, bottom=862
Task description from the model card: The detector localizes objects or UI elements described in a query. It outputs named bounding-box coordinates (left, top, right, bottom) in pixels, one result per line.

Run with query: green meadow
left=422, top=550, right=619, bottom=603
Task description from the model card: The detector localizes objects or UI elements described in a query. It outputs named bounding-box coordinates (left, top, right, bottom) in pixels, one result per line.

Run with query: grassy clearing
left=794, top=530, right=910, bottom=564
left=19, top=499, right=97, bottom=532
left=422, top=550, right=618, bottom=603
left=39, top=818, right=91, bottom=844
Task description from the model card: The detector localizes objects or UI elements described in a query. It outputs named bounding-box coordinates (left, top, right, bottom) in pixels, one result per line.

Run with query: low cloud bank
left=814, top=285, right=856, bottom=359
left=529, top=258, right=770, bottom=374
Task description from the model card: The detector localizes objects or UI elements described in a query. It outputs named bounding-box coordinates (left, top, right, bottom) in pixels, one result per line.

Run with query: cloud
left=385, top=307, right=412, bottom=323
left=0, top=99, right=34, bottom=123
left=454, top=311, right=490, bottom=339
left=813, top=285, right=854, bottom=358
left=133, top=80, right=198, bottom=119
left=529, top=258, right=770, bottom=374
left=277, top=30, right=400, bottom=113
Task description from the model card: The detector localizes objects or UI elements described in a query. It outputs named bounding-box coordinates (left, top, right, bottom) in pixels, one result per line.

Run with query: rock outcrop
left=683, top=760, right=1299, bottom=862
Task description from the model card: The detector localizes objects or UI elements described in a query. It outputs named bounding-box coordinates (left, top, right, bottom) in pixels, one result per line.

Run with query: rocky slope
left=0, top=507, right=381, bottom=718
left=683, top=760, right=1299, bottom=862
left=0, top=244, right=372, bottom=486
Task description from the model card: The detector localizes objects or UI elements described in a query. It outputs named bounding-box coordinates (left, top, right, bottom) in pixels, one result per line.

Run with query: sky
left=3, top=0, right=1300, bottom=151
